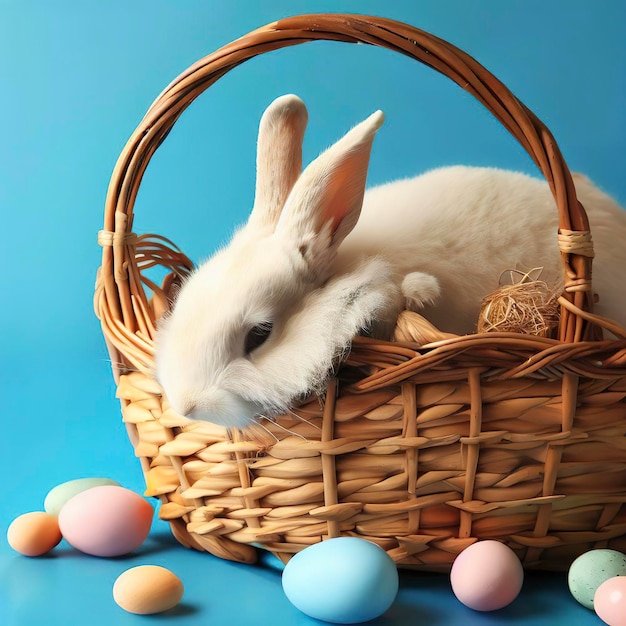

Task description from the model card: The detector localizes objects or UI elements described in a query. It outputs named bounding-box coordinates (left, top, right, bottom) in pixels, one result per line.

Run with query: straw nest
left=478, top=269, right=560, bottom=337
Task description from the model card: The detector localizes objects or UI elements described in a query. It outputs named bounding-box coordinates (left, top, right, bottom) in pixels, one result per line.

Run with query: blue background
left=1, top=1, right=624, bottom=625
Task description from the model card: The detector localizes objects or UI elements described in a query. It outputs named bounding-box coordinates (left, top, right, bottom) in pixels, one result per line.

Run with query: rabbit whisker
left=259, top=415, right=307, bottom=440
left=286, top=408, right=321, bottom=431
left=250, top=419, right=280, bottom=443
left=101, top=359, right=143, bottom=375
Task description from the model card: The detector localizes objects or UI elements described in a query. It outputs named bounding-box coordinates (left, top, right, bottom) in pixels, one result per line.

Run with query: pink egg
left=58, top=486, right=153, bottom=557
left=450, top=540, right=524, bottom=611
left=594, top=576, right=626, bottom=626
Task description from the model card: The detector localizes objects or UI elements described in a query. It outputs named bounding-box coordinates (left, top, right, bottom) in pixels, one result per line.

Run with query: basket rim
left=96, top=12, right=615, bottom=378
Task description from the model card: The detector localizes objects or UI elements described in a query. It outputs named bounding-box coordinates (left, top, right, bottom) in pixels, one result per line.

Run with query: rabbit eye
left=244, top=321, right=273, bottom=355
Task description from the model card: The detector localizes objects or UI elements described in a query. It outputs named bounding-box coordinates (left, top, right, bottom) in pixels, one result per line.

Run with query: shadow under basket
left=95, top=14, right=626, bottom=571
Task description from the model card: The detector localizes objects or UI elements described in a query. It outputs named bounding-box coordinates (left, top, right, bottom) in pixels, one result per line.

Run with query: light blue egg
left=568, top=549, right=626, bottom=609
left=282, top=537, right=399, bottom=624
left=44, top=477, right=121, bottom=516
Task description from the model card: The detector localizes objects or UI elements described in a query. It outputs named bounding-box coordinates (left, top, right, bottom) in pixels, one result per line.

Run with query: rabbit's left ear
left=275, top=110, right=384, bottom=254
left=249, top=95, right=309, bottom=231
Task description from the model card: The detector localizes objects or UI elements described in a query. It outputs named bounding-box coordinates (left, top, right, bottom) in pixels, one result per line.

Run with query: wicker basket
left=95, top=14, right=626, bottom=571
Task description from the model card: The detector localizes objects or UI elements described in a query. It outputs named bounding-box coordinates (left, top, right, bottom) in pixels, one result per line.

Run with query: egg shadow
left=376, top=602, right=444, bottom=625
left=159, top=602, right=201, bottom=618
left=127, top=530, right=182, bottom=558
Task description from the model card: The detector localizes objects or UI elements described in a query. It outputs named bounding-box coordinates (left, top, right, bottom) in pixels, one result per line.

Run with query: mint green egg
left=44, top=478, right=121, bottom=516
left=567, top=549, right=626, bottom=609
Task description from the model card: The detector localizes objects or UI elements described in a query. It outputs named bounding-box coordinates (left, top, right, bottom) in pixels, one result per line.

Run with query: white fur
left=155, top=95, right=626, bottom=428
left=340, top=167, right=626, bottom=334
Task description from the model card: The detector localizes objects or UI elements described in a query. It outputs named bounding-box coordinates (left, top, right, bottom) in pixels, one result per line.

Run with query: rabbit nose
left=183, top=388, right=258, bottom=429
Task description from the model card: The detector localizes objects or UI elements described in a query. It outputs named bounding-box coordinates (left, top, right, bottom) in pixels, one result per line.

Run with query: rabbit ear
left=275, top=110, right=384, bottom=251
left=249, top=95, right=309, bottom=230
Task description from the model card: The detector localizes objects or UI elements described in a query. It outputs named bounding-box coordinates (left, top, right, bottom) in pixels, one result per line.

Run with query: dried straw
left=478, top=270, right=560, bottom=337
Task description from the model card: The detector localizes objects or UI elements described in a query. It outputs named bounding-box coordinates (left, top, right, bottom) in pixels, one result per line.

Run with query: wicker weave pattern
left=95, top=15, right=626, bottom=570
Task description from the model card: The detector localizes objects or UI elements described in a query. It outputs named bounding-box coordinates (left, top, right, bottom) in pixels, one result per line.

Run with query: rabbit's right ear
left=248, top=95, right=308, bottom=231
left=274, top=110, right=384, bottom=269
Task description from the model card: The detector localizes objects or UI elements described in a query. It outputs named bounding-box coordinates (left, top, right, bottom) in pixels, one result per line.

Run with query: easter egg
left=450, top=540, right=524, bottom=611
left=594, top=576, right=626, bottom=626
left=7, top=512, right=62, bottom=557
left=113, top=565, right=184, bottom=615
left=58, top=485, right=153, bottom=557
left=44, top=477, right=120, bottom=516
left=568, top=549, right=626, bottom=609
left=282, top=537, right=398, bottom=624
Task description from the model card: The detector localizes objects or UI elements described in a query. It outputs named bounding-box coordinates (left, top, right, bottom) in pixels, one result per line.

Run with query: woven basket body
left=95, top=15, right=626, bottom=571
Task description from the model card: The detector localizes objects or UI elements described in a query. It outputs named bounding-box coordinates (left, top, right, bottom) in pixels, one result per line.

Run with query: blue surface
left=1, top=1, right=624, bottom=624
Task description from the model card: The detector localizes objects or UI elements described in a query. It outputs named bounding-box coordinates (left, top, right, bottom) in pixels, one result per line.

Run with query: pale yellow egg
left=7, top=512, right=62, bottom=557
left=113, top=565, right=184, bottom=615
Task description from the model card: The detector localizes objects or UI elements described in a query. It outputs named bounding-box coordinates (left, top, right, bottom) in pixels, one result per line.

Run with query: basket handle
left=100, top=14, right=596, bottom=346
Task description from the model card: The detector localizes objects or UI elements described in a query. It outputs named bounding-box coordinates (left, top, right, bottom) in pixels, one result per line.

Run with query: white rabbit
left=155, top=94, right=626, bottom=429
